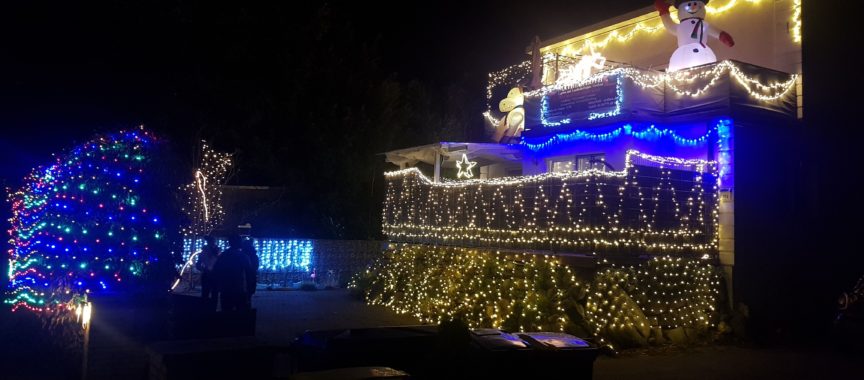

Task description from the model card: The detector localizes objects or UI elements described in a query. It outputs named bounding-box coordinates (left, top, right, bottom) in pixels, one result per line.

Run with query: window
left=577, top=154, right=606, bottom=172
left=549, top=159, right=575, bottom=173
left=549, top=154, right=606, bottom=173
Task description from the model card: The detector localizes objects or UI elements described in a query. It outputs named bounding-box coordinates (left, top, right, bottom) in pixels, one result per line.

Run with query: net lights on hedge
left=351, top=244, right=579, bottom=332
left=383, top=151, right=718, bottom=255
left=6, top=127, right=165, bottom=313
left=352, top=244, right=722, bottom=350
left=586, top=256, right=720, bottom=344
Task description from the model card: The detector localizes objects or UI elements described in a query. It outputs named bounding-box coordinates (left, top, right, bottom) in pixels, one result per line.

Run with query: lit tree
left=180, top=141, right=233, bottom=237
left=5, top=128, right=169, bottom=313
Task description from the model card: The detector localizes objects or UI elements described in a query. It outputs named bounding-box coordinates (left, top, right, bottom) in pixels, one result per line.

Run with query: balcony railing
left=382, top=163, right=718, bottom=256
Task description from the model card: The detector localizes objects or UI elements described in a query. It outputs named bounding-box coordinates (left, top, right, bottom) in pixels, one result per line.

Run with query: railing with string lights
left=382, top=151, right=719, bottom=256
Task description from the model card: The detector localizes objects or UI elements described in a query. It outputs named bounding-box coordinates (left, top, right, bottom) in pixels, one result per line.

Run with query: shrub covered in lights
left=352, top=243, right=722, bottom=349
left=6, top=128, right=175, bottom=313
left=586, top=257, right=721, bottom=348
left=351, top=243, right=585, bottom=333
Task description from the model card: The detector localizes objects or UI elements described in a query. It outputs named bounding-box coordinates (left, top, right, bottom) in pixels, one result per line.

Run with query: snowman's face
left=678, top=1, right=707, bottom=19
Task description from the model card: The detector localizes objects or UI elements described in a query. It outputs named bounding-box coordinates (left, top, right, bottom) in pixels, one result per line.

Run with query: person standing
left=213, top=235, right=252, bottom=312
left=196, top=236, right=220, bottom=308
left=241, top=237, right=259, bottom=308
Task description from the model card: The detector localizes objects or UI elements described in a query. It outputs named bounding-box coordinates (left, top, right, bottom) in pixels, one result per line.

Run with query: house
left=381, top=1, right=803, bottom=326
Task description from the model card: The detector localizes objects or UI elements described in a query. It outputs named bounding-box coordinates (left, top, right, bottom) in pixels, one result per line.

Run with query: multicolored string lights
left=5, top=128, right=166, bottom=313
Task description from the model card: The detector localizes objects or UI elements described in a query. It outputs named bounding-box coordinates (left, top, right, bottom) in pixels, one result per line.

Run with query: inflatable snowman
left=655, top=0, right=735, bottom=72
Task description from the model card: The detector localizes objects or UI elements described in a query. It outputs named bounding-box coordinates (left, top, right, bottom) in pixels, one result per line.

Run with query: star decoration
left=456, top=154, right=478, bottom=179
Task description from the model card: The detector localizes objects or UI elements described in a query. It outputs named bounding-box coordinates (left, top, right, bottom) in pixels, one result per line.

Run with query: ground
left=252, top=289, right=420, bottom=345
left=2, top=289, right=862, bottom=379
left=595, top=345, right=862, bottom=380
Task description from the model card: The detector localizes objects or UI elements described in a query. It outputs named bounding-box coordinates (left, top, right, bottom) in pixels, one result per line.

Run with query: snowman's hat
left=674, top=0, right=709, bottom=6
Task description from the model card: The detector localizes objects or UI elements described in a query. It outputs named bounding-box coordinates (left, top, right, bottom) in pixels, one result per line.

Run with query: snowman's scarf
left=681, top=17, right=707, bottom=48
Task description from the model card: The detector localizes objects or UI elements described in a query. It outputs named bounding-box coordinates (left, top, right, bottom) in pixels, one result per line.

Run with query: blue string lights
left=182, top=237, right=314, bottom=272
left=6, top=128, right=166, bottom=313
left=520, top=120, right=730, bottom=152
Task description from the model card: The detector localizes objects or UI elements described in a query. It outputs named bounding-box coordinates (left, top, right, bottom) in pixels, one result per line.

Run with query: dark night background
left=1, top=0, right=862, bottom=337
left=0, top=0, right=650, bottom=239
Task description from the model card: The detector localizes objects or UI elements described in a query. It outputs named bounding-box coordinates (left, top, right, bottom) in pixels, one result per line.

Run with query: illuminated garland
left=351, top=244, right=580, bottom=332
left=524, top=61, right=797, bottom=102
left=550, top=0, right=769, bottom=57
left=487, top=61, right=796, bottom=128
left=586, top=256, right=720, bottom=348
left=383, top=151, right=718, bottom=255
left=180, top=142, right=232, bottom=236
left=6, top=127, right=166, bottom=313
left=352, top=244, right=722, bottom=349
left=521, top=120, right=724, bottom=152
left=792, top=0, right=802, bottom=43
left=486, top=61, right=532, bottom=110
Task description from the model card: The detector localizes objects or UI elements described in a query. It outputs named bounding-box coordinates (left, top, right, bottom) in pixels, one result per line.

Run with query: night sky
left=0, top=1, right=857, bottom=241
left=0, top=1, right=648, bottom=184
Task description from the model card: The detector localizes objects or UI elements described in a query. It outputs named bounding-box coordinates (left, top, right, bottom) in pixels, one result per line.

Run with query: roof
left=384, top=142, right=522, bottom=167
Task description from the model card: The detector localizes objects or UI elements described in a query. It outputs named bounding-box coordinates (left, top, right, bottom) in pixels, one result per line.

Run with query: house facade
left=382, top=1, right=802, bottom=310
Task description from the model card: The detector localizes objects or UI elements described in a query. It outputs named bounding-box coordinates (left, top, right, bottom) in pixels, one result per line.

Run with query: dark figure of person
left=241, top=237, right=259, bottom=308
left=213, top=235, right=253, bottom=312
left=196, top=236, right=220, bottom=308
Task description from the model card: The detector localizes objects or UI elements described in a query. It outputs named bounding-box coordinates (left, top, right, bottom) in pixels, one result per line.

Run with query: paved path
left=6, top=289, right=862, bottom=379
left=250, top=289, right=421, bottom=345
left=595, top=345, right=863, bottom=380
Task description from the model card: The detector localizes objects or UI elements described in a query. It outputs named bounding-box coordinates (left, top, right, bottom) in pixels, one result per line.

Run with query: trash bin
left=290, top=367, right=410, bottom=380
left=469, top=329, right=598, bottom=379
left=291, top=326, right=439, bottom=374
left=517, top=332, right=597, bottom=378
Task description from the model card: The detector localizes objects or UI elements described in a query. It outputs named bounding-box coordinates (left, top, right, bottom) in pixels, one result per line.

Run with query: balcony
left=382, top=157, right=718, bottom=256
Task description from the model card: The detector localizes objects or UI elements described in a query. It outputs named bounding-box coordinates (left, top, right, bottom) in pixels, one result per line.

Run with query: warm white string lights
left=456, top=154, right=478, bottom=179
left=180, top=142, right=233, bottom=237
left=486, top=60, right=797, bottom=127
left=383, top=151, right=719, bottom=255
left=585, top=256, right=720, bottom=349
left=352, top=244, right=722, bottom=349
left=351, top=244, right=580, bottom=332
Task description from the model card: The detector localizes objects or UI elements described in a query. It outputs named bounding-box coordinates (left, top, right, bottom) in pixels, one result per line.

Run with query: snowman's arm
left=660, top=13, right=678, bottom=36
left=706, top=23, right=735, bottom=47
left=706, top=23, right=721, bottom=39
left=654, top=0, right=677, bottom=35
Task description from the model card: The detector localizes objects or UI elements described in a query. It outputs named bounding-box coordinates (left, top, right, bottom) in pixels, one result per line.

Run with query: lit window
left=577, top=154, right=606, bottom=172
left=550, top=159, right=574, bottom=173
left=549, top=154, right=606, bottom=173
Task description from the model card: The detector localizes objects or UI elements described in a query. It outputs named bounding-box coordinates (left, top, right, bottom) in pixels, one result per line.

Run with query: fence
left=181, top=238, right=386, bottom=288
left=383, top=164, right=718, bottom=256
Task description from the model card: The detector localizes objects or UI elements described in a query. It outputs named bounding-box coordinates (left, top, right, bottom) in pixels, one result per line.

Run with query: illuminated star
left=456, top=154, right=478, bottom=179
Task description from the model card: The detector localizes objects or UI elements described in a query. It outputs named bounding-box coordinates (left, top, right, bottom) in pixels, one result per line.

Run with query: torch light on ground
left=77, top=301, right=93, bottom=380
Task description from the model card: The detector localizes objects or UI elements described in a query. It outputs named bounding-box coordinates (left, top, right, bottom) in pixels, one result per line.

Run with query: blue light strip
left=182, top=237, right=313, bottom=272
left=520, top=120, right=729, bottom=153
